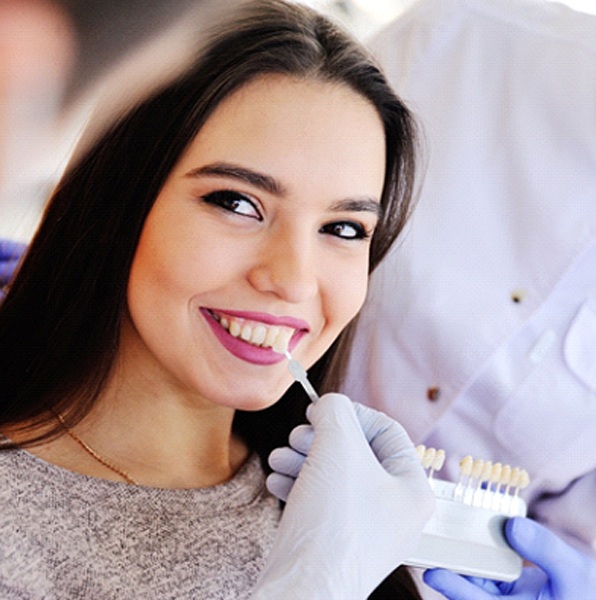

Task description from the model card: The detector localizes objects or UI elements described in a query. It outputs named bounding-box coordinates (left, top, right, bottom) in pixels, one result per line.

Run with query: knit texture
left=0, top=449, right=280, bottom=599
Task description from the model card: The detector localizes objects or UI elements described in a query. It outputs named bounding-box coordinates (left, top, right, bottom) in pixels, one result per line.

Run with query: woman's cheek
left=327, top=257, right=370, bottom=327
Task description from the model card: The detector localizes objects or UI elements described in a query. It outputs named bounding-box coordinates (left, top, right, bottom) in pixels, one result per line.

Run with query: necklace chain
left=56, top=413, right=139, bottom=485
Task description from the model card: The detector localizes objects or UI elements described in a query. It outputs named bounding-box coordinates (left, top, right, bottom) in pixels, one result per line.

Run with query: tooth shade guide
left=416, top=448, right=530, bottom=515
left=406, top=450, right=530, bottom=582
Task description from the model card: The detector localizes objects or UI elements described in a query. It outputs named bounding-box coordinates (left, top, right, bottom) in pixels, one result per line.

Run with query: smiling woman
left=125, top=75, right=385, bottom=409
left=0, top=0, right=420, bottom=598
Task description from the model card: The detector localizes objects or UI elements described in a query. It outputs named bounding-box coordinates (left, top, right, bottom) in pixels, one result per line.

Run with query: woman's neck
left=7, top=379, right=250, bottom=489
left=72, top=391, right=249, bottom=488
left=62, top=329, right=252, bottom=488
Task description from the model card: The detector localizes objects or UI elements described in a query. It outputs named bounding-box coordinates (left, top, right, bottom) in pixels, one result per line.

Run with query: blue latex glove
left=424, top=516, right=596, bottom=600
left=252, top=393, right=434, bottom=600
left=0, top=239, right=26, bottom=297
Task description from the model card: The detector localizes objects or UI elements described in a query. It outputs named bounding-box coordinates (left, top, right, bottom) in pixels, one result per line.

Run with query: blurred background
left=309, top=0, right=595, bottom=37
left=1, top=0, right=594, bottom=241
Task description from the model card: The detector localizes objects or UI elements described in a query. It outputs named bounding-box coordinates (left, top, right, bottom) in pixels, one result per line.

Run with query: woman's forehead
left=174, top=74, right=386, bottom=200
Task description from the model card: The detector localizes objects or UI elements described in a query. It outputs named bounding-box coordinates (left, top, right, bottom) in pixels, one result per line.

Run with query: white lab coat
left=345, top=0, right=596, bottom=568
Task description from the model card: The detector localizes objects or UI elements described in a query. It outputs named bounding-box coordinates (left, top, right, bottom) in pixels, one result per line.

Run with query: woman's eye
left=201, top=190, right=262, bottom=220
left=320, top=221, right=371, bottom=240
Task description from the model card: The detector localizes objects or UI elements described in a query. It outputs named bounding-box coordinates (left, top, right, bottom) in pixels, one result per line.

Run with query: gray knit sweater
left=0, top=448, right=281, bottom=599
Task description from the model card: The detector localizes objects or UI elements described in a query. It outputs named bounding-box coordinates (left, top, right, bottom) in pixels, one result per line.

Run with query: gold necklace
left=56, top=413, right=139, bottom=485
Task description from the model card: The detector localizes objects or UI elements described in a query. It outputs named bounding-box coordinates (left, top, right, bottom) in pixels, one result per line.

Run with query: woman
left=0, top=1, right=425, bottom=597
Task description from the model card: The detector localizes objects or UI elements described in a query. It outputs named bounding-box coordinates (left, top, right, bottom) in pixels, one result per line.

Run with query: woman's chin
left=231, top=395, right=284, bottom=413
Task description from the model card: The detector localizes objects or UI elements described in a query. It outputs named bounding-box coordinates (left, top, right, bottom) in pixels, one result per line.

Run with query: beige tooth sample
left=273, top=327, right=293, bottom=354
left=421, top=448, right=436, bottom=470
left=263, top=326, right=280, bottom=348
left=432, top=449, right=446, bottom=472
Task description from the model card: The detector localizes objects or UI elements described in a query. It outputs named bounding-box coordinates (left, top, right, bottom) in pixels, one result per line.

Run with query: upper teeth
left=215, top=313, right=295, bottom=354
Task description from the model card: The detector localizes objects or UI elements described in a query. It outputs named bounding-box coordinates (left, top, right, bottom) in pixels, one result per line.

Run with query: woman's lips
left=200, top=308, right=307, bottom=365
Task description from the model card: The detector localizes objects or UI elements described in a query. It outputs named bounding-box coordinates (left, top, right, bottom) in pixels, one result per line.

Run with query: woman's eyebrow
left=185, top=162, right=286, bottom=196
left=329, top=198, right=382, bottom=218
left=186, top=161, right=381, bottom=217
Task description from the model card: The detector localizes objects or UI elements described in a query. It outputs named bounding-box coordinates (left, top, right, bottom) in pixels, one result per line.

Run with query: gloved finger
left=0, top=239, right=27, bottom=260
left=306, top=393, right=371, bottom=455
left=423, top=569, right=496, bottom=599
left=307, top=394, right=426, bottom=482
left=352, top=401, right=420, bottom=476
left=505, top=517, right=595, bottom=579
left=305, top=392, right=358, bottom=428
left=268, top=446, right=307, bottom=478
left=288, top=424, right=314, bottom=455
left=304, top=393, right=385, bottom=477
left=0, top=257, right=20, bottom=283
left=266, top=472, right=295, bottom=502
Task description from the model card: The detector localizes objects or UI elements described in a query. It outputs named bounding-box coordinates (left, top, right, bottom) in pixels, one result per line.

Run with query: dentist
left=344, top=0, right=596, bottom=597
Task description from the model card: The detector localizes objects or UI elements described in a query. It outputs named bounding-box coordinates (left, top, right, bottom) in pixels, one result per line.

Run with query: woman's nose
left=247, top=232, right=319, bottom=304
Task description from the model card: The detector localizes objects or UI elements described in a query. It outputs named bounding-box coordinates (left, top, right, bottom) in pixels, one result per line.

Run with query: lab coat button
left=511, top=290, right=527, bottom=303
left=427, top=386, right=441, bottom=401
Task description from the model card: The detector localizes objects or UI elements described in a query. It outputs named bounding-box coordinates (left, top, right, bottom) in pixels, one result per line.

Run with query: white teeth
left=213, top=313, right=296, bottom=351
left=240, top=324, right=253, bottom=341
left=252, top=324, right=267, bottom=345
left=229, top=320, right=241, bottom=337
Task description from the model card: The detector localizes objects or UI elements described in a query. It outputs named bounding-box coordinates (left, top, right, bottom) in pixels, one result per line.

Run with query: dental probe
left=283, top=350, right=320, bottom=403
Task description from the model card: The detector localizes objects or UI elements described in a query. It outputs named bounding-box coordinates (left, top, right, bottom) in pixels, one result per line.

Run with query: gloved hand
left=0, top=239, right=26, bottom=298
left=251, top=393, right=435, bottom=600
left=423, top=516, right=596, bottom=600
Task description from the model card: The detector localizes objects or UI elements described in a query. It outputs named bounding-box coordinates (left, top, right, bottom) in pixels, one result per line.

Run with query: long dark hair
left=0, top=2, right=420, bottom=597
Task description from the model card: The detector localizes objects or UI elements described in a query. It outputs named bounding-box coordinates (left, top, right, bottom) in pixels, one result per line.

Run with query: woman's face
left=124, top=74, right=386, bottom=410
